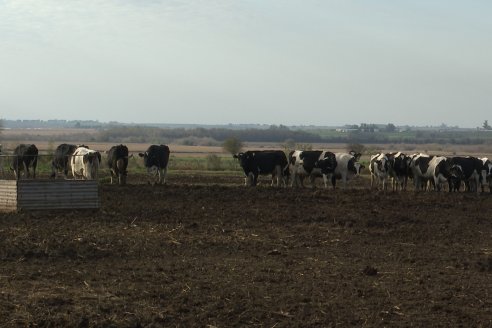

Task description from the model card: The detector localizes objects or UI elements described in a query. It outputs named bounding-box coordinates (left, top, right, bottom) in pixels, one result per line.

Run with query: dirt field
left=1, top=173, right=492, bottom=327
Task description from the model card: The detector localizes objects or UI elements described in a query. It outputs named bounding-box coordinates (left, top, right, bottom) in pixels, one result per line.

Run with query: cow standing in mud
left=71, top=146, right=101, bottom=180
left=11, top=144, right=38, bottom=180
left=409, top=154, right=451, bottom=191
left=107, top=144, right=130, bottom=185
left=289, top=150, right=336, bottom=188
left=138, top=145, right=170, bottom=185
left=323, top=152, right=365, bottom=189
left=448, top=156, right=483, bottom=194
left=51, top=143, right=80, bottom=179
left=369, top=153, right=391, bottom=190
left=234, top=150, right=289, bottom=187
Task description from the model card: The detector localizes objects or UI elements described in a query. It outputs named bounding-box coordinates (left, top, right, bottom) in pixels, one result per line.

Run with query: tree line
left=2, top=123, right=492, bottom=146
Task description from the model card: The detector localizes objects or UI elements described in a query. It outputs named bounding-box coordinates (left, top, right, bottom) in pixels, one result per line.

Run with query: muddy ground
left=1, top=173, right=492, bottom=327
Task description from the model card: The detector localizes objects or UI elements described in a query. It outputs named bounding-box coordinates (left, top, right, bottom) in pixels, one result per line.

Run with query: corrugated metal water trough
left=0, top=179, right=100, bottom=212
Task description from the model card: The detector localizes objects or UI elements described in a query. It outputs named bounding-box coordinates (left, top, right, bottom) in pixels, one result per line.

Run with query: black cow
left=107, top=144, right=130, bottom=185
left=51, top=143, right=79, bottom=179
left=11, top=144, right=38, bottom=180
left=289, top=150, right=337, bottom=187
left=234, top=150, right=289, bottom=187
left=448, top=156, right=483, bottom=193
left=138, top=145, right=170, bottom=185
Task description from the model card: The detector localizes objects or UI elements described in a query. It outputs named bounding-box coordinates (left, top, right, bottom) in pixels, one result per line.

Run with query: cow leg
left=23, top=162, right=30, bottom=179
left=322, top=174, right=329, bottom=188
left=291, top=171, right=299, bottom=188
left=341, top=173, right=348, bottom=189
left=63, top=164, right=69, bottom=179
left=272, top=166, right=281, bottom=187
left=309, top=175, right=317, bottom=188
left=161, top=167, right=168, bottom=184
left=331, top=174, right=336, bottom=189
left=246, top=172, right=254, bottom=186
left=32, top=159, right=37, bottom=179
left=119, top=172, right=126, bottom=185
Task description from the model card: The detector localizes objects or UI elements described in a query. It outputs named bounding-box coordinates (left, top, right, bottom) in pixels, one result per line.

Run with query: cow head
left=233, top=152, right=255, bottom=174
left=318, top=152, right=337, bottom=175
left=392, top=153, right=408, bottom=174
left=233, top=153, right=244, bottom=161
left=376, top=158, right=387, bottom=173
left=349, top=150, right=362, bottom=161
left=81, top=151, right=100, bottom=180
left=138, top=152, right=150, bottom=167
left=449, top=164, right=464, bottom=179
left=435, top=158, right=452, bottom=179
left=349, top=158, right=365, bottom=175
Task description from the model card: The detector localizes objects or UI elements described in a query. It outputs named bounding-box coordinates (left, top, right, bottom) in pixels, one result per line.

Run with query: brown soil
left=1, top=174, right=492, bottom=327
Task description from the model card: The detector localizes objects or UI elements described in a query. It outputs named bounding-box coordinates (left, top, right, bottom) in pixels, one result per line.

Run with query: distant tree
left=222, top=137, right=243, bottom=155
left=206, top=154, right=222, bottom=171
left=385, top=123, right=396, bottom=132
left=296, top=143, right=313, bottom=151
left=347, top=143, right=366, bottom=154
left=483, top=120, right=491, bottom=130
left=281, top=138, right=296, bottom=153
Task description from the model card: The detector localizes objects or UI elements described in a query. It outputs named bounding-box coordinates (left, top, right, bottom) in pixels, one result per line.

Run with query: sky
left=0, top=0, right=491, bottom=128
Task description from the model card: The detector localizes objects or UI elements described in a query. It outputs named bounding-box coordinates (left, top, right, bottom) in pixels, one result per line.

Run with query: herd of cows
left=0, top=143, right=170, bottom=185
left=1, top=143, right=492, bottom=193
left=234, top=149, right=492, bottom=193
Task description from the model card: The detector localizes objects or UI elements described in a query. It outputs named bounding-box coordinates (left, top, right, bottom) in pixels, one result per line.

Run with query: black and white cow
left=447, top=156, right=483, bottom=193
left=289, top=150, right=336, bottom=188
left=323, top=152, right=365, bottom=189
left=481, top=158, right=492, bottom=193
left=51, top=143, right=79, bottom=179
left=369, top=153, right=391, bottom=190
left=387, top=152, right=410, bottom=191
left=409, top=154, right=451, bottom=191
left=234, top=150, right=289, bottom=187
left=11, top=144, right=38, bottom=180
left=71, top=146, right=101, bottom=180
left=107, top=144, right=130, bottom=185
left=138, top=145, right=170, bottom=185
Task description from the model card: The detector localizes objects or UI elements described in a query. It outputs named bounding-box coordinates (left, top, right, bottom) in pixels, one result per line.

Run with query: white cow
left=369, top=153, right=391, bottom=190
left=71, top=147, right=101, bottom=180
left=323, top=152, right=365, bottom=189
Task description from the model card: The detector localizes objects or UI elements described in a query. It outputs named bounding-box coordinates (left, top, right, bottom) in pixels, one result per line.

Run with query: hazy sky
left=1, top=1, right=491, bottom=127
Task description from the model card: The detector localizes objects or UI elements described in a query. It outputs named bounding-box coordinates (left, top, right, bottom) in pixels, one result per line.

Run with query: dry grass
left=2, top=128, right=491, bottom=158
